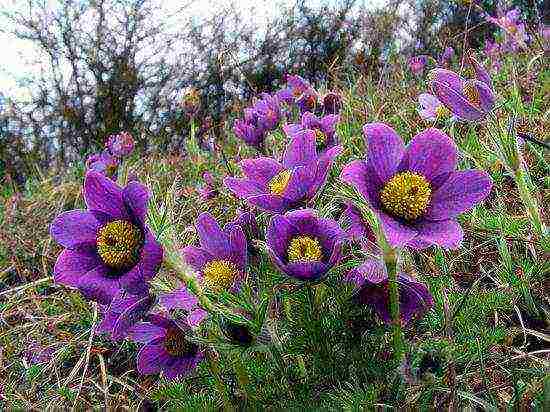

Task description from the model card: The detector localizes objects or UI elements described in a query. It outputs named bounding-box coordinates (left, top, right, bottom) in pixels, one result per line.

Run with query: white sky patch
left=0, top=0, right=389, bottom=100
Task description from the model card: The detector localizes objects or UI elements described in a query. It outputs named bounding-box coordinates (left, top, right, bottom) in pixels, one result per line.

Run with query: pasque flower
left=428, top=56, right=496, bottom=122
left=486, top=7, right=528, bottom=52
left=224, top=130, right=342, bottom=213
left=321, top=91, right=342, bottom=115
left=233, top=94, right=282, bottom=150
left=275, top=74, right=314, bottom=104
left=160, top=285, right=208, bottom=327
left=409, top=55, right=428, bottom=75
left=341, top=123, right=492, bottom=249
left=346, top=259, right=433, bottom=325
left=50, top=171, right=163, bottom=304
left=417, top=93, right=451, bottom=122
left=130, top=314, right=204, bottom=380
left=283, top=111, right=340, bottom=153
left=439, top=46, right=454, bottom=66
left=343, top=201, right=376, bottom=244
left=106, top=132, right=135, bottom=157
left=266, top=209, right=345, bottom=281
left=181, top=212, right=247, bottom=292
left=86, top=151, right=119, bottom=177
left=96, top=290, right=154, bottom=340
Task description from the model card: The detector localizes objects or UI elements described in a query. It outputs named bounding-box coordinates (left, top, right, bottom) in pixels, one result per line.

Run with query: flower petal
left=410, top=219, right=464, bottom=249
left=160, top=286, right=199, bottom=311
left=78, top=265, right=120, bottom=305
left=187, top=308, right=208, bottom=327
left=224, top=177, right=266, bottom=198
left=281, top=261, right=329, bottom=281
left=430, top=80, right=483, bottom=121
left=228, top=225, right=247, bottom=270
left=181, top=246, right=213, bottom=271
left=266, top=214, right=295, bottom=259
left=340, top=160, right=382, bottom=207
left=83, top=171, right=128, bottom=219
left=377, top=212, right=417, bottom=248
left=426, top=170, right=492, bottom=220
left=363, top=123, right=405, bottom=182
left=282, top=129, right=317, bottom=168
left=282, top=166, right=316, bottom=202
left=196, top=212, right=230, bottom=257
left=129, top=323, right=167, bottom=344
left=399, top=128, right=458, bottom=181
left=50, top=210, right=104, bottom=248
left=123, top=181, right=150, bottom=226
left=247, top=194, right=289, bottom=213
left=240, top=157, right=284, bottom=185
left=54, top=247, right=102, bottom=288
left=137, top=342, right=170, bottom=375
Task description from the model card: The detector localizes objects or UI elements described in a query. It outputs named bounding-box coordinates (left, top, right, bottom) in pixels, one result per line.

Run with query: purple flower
left=409, top=55, right=428, bottom=75
left=428, top=62, right=496, bottom=122
left=234, top=113, right=267, bottom=150
left=540, top=24, right=550, bottom=51
left=417, top=93, right=452, bottom=122
left=197, top=172, right=217, bottom=200
left=283, top=112, right=340, bottom=152
left=224, top=130, right=342, bottom=213
left=346, top=259, right=433, bottom=325
left=296, top=89, right=320, bottom=114
left=86, top=151, right=119, bottom=177
left=266, top=209, right=345, bottom=281
left=50, top=171, right=163, bottom=304
left=321, top=91, right=342, bottom=115
left=159, top=286, right=208, bottom=327
left=341, top=123, right=492, bottom=249
left=253, top=93, right=283, bottom=130
left=106, top=132, right=135, bottom=157
left=130, top=314, right=204, bottom=380
left=439, top=46, right=454, bottom=66
left=226, top=210, right=260, bottom=244
left=96, top=290, right=154, bottom=340
left=486, top=8, right=528, bottom=51
left=276, top=74, right=313, bottom=104
left=181, top=212, right=247, bottom=292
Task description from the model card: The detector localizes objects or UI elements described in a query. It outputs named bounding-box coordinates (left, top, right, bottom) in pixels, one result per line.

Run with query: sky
left=0, top=0, right=388, bottom=101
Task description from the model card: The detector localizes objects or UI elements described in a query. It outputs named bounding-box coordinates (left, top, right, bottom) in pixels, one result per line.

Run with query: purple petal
left=160, top=287, right=199, bottom=311
left=187, top=308, right=208, bottom=327
left=428, top=68, right=463, bottom=91
left=282, top=166, right=316, bottom=202
left=83, top=171, right=128, bottom=220
left=240, top=158, right=284, bottom=185
left=247, top=194, right=289, bottom=213
left=224, top=177, right=266, bottom=198
left=346, top=259, right=387, bottom=288
left=418, top=93, right=441, bottom=110
left=78, top=265, right=120, bottom=305
left=340, top=160, right=382, bottom=206
left=280, top=261, right=329, bottom=281
left=311, top=145, right=342, bottom=196
left=430, top=80, right=483, bottom=121
left=399, top=128, right=457, bottom=181
left=397, top=275, right=434, bottom=324
left=137, top=342, right=170, bottom=375
left=137, top=229, right=163, bottom=280
left=426, top=170, right=492, bottom=220
left=50, top=210, right=103, bottom=248
left=282, top=130, right=317, bottom=168
left=266, top=214, right=295, bottom=259
left=129, top=323, right=167, bottom=344
left=468, top=55, right=492, bottom=87
left=228, top=225, right=247, bottom=270
left=181, top=246, right=213, bottom=271
left=377, top=212, right=417, bottom=248
left=409, top=220, right=464, bottom=249
left=54, top=247, right=102, bottom=288
left=112, top=294, right=154, bottom=340
left=196, top=213, right=230, bottom=257
left=363, top=123, right=405, bottom=182
left=122, top=182, right=150, bottom=226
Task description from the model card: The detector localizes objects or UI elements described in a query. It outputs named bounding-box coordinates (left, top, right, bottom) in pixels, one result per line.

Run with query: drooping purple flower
left=341, top=123, right=492, bottom=249
left=266, top=209, right=345, bottom=281
left=225, top=210, right=260, bottom=244
left=86, top=151, right=119, bottom=177
left=224, top=130, right=342, bottom=213
left=233, top=113, right=267, bottom=150
left=50, top=171, right=163, bottom=304
left=428, top=60, right=496, bottom=122
left=106, top=132, right=135, bottom=157
left=321, top=91, right=342, bottom=115
left=408, top=55, right=428, bottom=75
left=275, top=74, right=313, bottom=104
left=159, top=286, right=208, bottom=327
left=296, top=89, right=320, bottom=114
left=130, top=314, right=204, bottom=380
left=181, top=212, right=247, bottom=293
left=197, top=171, right=217, bottom=200
left=283, top=111, right=340, bottom=153
left=96, top=290, right=154, bottom=340
left=346, top=259, right=433, bottom=325
left=439, top=46, right=454, bottom=66
left=417, top=93, right=452, bottom=122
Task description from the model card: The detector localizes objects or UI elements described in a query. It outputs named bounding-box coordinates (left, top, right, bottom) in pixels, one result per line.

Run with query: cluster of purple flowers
left=86, top=131, right=135, bottom=178
left=50, top=59, right=494, bottom=382
left=485, top=7, right=528, bottom=53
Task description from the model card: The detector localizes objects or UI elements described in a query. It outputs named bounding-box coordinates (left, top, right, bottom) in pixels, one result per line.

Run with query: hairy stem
left=383, top=245, right=404, bottom=362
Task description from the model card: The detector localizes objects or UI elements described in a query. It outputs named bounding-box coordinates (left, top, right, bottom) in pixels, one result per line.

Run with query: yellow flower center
left=435, top=105, right=450, bottom=120
left=380, top=172, right=432, bottom=221
left=463, top=83, right=481, bottom=107
left=287, top=236, right=323, bottom=263
left=314, top=129, right=327, bottom=145
left=96, top=220, right=142, bottom=269
left=268, top=169, right=292, bottom=196
left=163, top=327, right=198, bottom=357
left=202, top=259, right=239, bottom=291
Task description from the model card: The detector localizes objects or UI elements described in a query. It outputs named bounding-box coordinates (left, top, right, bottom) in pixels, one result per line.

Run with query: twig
left=73, top=303, right=98, bottom=409
left=0, top=276, right=52, bottom=297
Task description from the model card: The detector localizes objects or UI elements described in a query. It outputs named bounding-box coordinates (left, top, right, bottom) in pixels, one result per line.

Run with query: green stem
left=513, top=166, right=546, bottom=238
left=381, top=240, right=405, bottom=363
left=207, top=350, right=234, bottom=411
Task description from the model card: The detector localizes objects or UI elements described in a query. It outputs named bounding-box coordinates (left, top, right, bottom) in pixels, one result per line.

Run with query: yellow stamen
left=435, top=105, right=450, bottom=120
left=96, top=220, right=142, bottom=269
left=314, top=129, right=327, bottom=145
left=202, top=259, right=238, bottom=291
left=287, top=236, right=323, bottom=263
left=268, top=169, right=292, bottom=196
left=380, top=172, right=431, bottom=221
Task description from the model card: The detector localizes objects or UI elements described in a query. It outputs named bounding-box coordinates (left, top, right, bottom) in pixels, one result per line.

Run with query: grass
left=0, top=50, right=548, bottom=410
